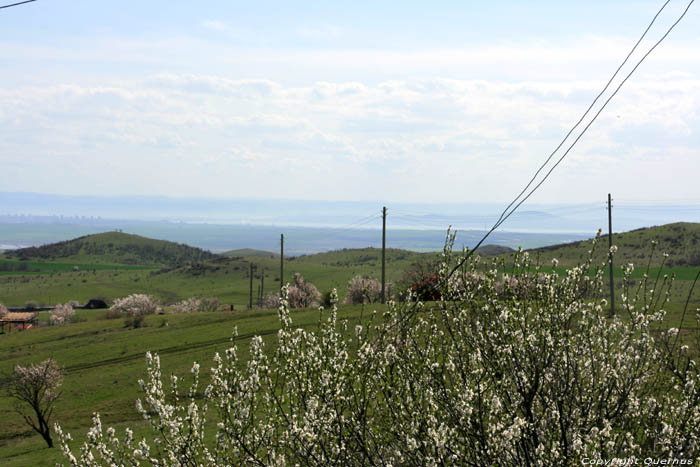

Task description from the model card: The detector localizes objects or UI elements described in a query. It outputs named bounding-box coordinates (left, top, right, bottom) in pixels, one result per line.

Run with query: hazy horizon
left=2, top=191, right=699, bottom=254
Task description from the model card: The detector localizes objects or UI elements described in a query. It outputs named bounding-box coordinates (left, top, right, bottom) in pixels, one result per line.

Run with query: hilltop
left=2, top=231, right=217, bottom=267
left=223, top=248, right=280, bottom=258
left=475, top=244, right=516, bottom=256
left=526, top=222, right=700, bottom=268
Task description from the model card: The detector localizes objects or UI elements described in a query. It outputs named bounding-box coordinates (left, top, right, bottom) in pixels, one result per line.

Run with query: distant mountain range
left=3, top=192, right=700, bottom=233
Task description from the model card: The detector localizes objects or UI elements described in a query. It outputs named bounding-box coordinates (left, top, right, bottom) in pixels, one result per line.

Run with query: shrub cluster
left=58, top=234, right=700, bottom=465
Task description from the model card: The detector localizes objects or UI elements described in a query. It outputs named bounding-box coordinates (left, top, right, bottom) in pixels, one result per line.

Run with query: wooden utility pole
left=608, top=193, right=615, bottom=315
left=260, top=267, right=265, bottom=306
left=280, top=234, right=284, bottom=295
left=249, top=262, right=254, bottom=310
left=381, top=206, right=387, bottom=304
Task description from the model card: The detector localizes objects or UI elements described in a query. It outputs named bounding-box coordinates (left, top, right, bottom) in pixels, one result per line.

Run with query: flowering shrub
left=7, top=359, right=63, bottom=448
left=0, top=303, right=7, bottom=318
left=343, top=275, right=382, bottom=304
left=58, top=234, right=700, bottom=465
left=262, top=292, right=281, bottom=309
left=110, top=294, right=161, bottom=317
left=50, top=303, right=75, bottom=325
left=169, top=297, right=200, bottom=314
left=288, top=273, right=321, bottom=308
left=261, top=275, right=320, bottom=310
left=170, top=297, right=221, bottom=314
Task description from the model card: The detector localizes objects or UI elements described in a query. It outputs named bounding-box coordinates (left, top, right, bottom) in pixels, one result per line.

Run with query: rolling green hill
left=3, top=223, right=699, bottom=309
left=525, top=222, right=700, bottom=268
left=0, top=238, right=439, bottom=307
left=2, top=232, right=217, bottom=267
left=2, top=225, right=700, bottom=465
left=475, top=244, right=516, bottom=256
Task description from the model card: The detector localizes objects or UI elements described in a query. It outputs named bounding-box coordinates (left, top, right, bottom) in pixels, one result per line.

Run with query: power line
left=446, top=0, right=695, bottom=281
left=492, top=0, right=695, bottom=230
left=332, top=212, right=382, bottom=231
left=490, top=0, right=672, bottom=231
left=0, top=0, right=36, bottom=10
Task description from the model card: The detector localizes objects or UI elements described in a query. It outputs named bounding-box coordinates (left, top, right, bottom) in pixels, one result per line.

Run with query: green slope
left=2, top=232, right=217, bottom=267
left=526, top=222, right=700, bottom=268
left=0, top=304, right=383, bottom=467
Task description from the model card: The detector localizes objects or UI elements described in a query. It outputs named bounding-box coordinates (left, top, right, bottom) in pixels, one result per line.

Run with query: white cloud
left=1, top=29, right=699, bottom=203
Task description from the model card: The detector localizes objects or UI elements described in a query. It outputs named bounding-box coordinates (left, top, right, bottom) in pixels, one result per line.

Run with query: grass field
left=0, top=237, right=434, bottom=307
left=0, top=304, right=386, bottom=466
left=2, top=224, right=700, bottom=465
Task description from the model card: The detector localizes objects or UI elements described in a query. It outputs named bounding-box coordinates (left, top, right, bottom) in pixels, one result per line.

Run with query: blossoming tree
left=7, top=359, right=63, bottom=448
left=50, top=303, right=75, bottom=325
left=57, top=234, right=700, bottom=464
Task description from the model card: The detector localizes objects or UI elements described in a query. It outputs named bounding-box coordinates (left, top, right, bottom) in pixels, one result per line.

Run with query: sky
left=1, top=0, right=699, bottom=206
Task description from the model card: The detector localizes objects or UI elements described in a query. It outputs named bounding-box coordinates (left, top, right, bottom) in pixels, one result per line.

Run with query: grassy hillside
left=525, top=222, right=700, bottom=268
left=2, top=224, right=700, bottom=465
left=0, top=304, right=384, bottom=466
left=2, top=232, right=217, bottom=266
left=0, top=299, right=696, bottom=466
left=0, top=243, right=437, bottom=307
left=2, top=224, right=698, bottom=309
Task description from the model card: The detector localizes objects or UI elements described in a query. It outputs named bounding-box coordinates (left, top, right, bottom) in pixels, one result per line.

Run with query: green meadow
left=1, top=224, right=700, bottom=465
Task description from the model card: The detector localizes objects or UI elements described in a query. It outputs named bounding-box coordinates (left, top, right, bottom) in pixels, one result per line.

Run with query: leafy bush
left=396, top=258, right=441, bottom=300
left=0, top=303, right=7, bottom=318
left=49, top=304, right=75, bottom=325
left=124, top=314, right=146, bottom=329
left=410, top=272, right=441, bottom=301
left=320, top=290, right=334, bottom=308
left=199, top=297, right=221, bottom=313
left=343, top=275, right=382, bottom=304
left=58, top=235, right=700, bottom=465
left=104, top=309, right=122, bottom=320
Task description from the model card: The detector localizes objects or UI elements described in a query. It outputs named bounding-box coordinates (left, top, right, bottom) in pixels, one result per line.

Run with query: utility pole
left=249, top=262, right=254, bottom=310
left=608, top=193, right=615, bottom=315
left=260, top=267, right=265, bottom=306
left=280, top=234, right=284, bottom=295
left=381, top=206, right=387, bottom=304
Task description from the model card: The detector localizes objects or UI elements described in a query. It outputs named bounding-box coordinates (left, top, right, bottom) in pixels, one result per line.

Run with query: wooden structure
left=0, top=312, right=39, bottom=333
